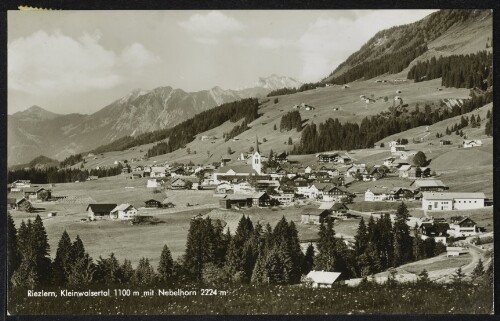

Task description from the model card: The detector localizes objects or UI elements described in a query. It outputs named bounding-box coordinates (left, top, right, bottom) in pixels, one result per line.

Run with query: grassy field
left=402, top=254, right=472, bottom=274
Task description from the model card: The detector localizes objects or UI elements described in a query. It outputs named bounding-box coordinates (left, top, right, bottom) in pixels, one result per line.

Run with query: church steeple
left=255, top=135, right=260, bottom=154
left=252, top=135, right=262, bottom=175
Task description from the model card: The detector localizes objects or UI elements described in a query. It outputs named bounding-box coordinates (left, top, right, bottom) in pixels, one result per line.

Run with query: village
left=7, top=133, right=493, bottom=286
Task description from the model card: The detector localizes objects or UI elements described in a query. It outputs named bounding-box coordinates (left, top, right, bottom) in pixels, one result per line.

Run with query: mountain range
left=8, top=75, right=302, bottom=166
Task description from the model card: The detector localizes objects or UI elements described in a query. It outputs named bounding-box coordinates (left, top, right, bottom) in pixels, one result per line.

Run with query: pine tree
left=354, top=217, right=368, bottom=255
left=67, top=253, right=95, bottom=286
left=120, top=259, right=134, bottom=284
left=471, top=258, right=485, bottom=280
left=32, top=215, right=51, bottom=284
left=251, top=248, right=268, bottom=284
left=393, top=203, right=413, bottom=266
left=7, top=213, right=20, bottom=286
left=52, top=230, right=73, bottom=285
left=314, top=219, right=337, bottom=271
left=302, top=243, right=315, bottom=275
left=158, top=244, right=174, bottom=282
left=95, top=253, right=122, bottom=284
left=134, top=258, right=156, bottom=285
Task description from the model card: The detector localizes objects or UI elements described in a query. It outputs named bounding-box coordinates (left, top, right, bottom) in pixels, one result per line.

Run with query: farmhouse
left=422, top=192, right=485, bottom=211
left=320, top=185, right=353, bottom=202
left=144, top=199, right=163, bottom=208
left=87, top=203, right=118, bottom=220
left=412, top=179, right=448, bottom=192
left=448, top=217, right=480, bottom=238
left=10, top=180, right=31, bottom=192
left=150, top=166, right=167, bottom=178
left=317, top=153, right=338, bottom=163
left=274, top=152, right=289, bottom=163
left=301, top=208, right=331, bottom=225
left=306, top=271, right=342, bottom=288
left=331, top=203, right=348, bottom=215
left=171, top=177, right=200, bottom=190
left=219, top=194, right=253, bottom=209
left=110, top=204, right=138, bottom=220
left=390, top=144, right=406, bottom=154
left=463, top=139, right=482, bottom=148
left=364, top=188, right=394, bottom=202
left=252, top=192, right=271, bottom=207
left=270, top=193, right=294, bottom=205
left=147, top=179, right=162, bottom=188
left=419, top=221, right=449, bottom=237
left=24, top=187, right=51, bottom=201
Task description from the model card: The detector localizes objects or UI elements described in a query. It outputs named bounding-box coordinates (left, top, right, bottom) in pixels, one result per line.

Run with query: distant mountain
left=255, top=74, right=302, bottom=90
left=8, top=75, right=298, bottom=165
left=11, top=105, right=61, bottom=121
left=9, top=155, right=60, bottom=171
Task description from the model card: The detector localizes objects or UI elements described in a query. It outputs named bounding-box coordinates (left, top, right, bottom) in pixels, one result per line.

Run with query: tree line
left=146, top=98, right=260, bottom=157
left=292, top=91, right=492, bottom=154
left=407, top=51, right=492, bottom=90
left=8, top=164, right=124, bottom=184
left=280, top=110, right=303, bottom=132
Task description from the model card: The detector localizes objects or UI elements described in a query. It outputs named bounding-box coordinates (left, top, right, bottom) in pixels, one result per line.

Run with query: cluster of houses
left=293, top=102, right=316, bottom=111
left=7, top=180, right=53, bottom=211
left=86, top=198, right=176, bottom=221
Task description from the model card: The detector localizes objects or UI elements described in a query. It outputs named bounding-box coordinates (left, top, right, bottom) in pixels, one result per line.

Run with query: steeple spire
left=255, top=135, right=260, bottom=154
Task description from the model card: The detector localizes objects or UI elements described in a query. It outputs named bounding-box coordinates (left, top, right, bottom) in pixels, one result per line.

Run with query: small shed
left=301, top=208, right=331, bottom=225
left=306, top=271, right=342, bottom=288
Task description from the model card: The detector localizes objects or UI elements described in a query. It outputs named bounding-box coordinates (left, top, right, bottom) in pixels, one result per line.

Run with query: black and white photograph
left=5, top=8, right=494, bottom=315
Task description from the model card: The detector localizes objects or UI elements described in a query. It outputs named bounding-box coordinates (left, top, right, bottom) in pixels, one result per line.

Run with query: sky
left=8, top=10, right=437, bottom=115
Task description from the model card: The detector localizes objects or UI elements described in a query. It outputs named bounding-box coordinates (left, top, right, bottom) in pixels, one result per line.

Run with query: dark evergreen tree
left=302, top=243, right=315, bottom=275
left=52, top=231, right=73, bottom=285
left=7, top=213, right=20, bottom=286
left=158, top=244, right=174, bottom=282
left=133, top=258, right=156, bottom=285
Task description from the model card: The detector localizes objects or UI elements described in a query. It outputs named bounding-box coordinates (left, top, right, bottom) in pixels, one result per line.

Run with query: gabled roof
left=144, top=199, right=162, bottom=203
left=331, top=203, right=348, bottom=211
left=366, top=188, right=391, bottom=195
left=306, top=271, right=341, bottom=284
left=456, top=217, right=477, bottom=226
left=215, top=165, right=256, bottom=174
left=111, top=203, right=135, bottom=213
left=414, top=180, right=447, bottom=188
left=23, top=187, right=46, bottom=193
left=252, top=192, right=268, bottom=199
left=86, top=204, right=118, bottom=213
left=398, top=165, right=412, bottom=171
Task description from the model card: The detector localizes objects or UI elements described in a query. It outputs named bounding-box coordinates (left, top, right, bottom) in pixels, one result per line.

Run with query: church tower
left=252, top=135, right=262, bottom=175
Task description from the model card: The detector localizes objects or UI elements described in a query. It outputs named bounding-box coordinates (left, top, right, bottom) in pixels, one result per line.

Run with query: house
left=320, top=185, right=353, bottom=202
left=446, top=246, right=467, bottom=257
left=331, top=203, right=348, bottom=215
left=391, top=144, right=406, bottom=154
left=171, top=177, right=199, bottom=190
left=463, top=139, right=482, bottom=148
left=24, top=187, right=51, bottom=201
left=274, top=152, right=288, bottom=163
left=317, top=153, right=338, bottom=163
left=252, top=192, right=271, bottom=207
left=150, top=166, right=167, bottom=178
left=305, top=106, right=316, bottom=111
left=219, top=194, right=253, bottom=209
left=270, top=193, right=294, bottom=205
left=143, top=166, right=152, bottom=177
left=87, top=176, right=99, bottom=181
left=147, top=179, right=161, bottom=188
left=364, top=188, right=393, bottom=202
left=145, top=199, right=163, bottom=208
left=234, top=181, right=255, bottom=194
left=110, top=204, right=138, bottom=220
left=448, top=217, right=480, bottom=238
left=398, top=165, right=413, bottom=178
left=10, top=180, right=31, bottom=192
left=121, top=167, right=130, bottom=174
left=306, top=271, right=342, bottom=288
left=15, top=198, right=31, bottom=211
left=133, top=165, right=144, bottom=172
left=342, top=84, right=350, bottom=89
left=412, top=180, right=448, bottom=192
left=304, top=166, right=313, bottom=174
left=408, top=166, right=423, bottom=179
left=383, top=157, right=396, bottom=167
left=301, top=208, right=331, bottom=225
left=221, top=155, right=232, bottom=166
left=439, top=140, right=452, bottom=146
left=216, top=182, right=233, bottom=194
left=422, top=192, right=485, bottom=211
left=87, top=203, right=118, bottom=220
left=337, top=156, right=351, bottom=164
left=392, top=187, right=415, bottom=200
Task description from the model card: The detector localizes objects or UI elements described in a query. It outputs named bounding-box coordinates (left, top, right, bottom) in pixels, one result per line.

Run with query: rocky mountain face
left=8, top=76, right=300, bottom=166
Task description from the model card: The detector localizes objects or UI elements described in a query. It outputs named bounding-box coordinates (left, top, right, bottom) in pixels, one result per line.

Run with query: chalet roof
left=301, top=208, right=330, bottom=216
left=456, top=217, right=477, bottom=226
left=111, top=203, right=135, bottom=213
left=23, top=187, right=46, bottom=193
left=144, top=199, right=162, bottom=203
left=306, top=271, right=341, bottom=284
left=398, top=165, right=412, bottom=171
left=414, top=180, right=447, bottom=188
left=366, top=188, right=391, bottom=195
left=86, top=204, right=118, bottom=213
left=252, top=192, right=268, bottom=199
left=223, top=194, right=253, bottom=201
left=215, top=165, right=256, bottom=174
left=422, top=192, right=486, bottom=200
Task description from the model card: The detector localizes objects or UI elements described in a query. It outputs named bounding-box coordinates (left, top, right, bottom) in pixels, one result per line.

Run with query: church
left=213, top=137, right=267, bottom=184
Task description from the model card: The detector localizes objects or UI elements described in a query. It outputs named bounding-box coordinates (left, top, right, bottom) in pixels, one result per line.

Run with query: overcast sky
left=8, top=10, right=437, bottom=115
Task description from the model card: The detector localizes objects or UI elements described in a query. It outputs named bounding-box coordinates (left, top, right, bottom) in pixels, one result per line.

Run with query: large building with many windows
left=422, top=192, right=485, bottom=211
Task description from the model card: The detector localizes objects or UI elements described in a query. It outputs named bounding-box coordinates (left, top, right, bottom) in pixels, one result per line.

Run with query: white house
left=147, top=179, right=160, bottom=188
left=365, top=188, right=392, bottom=202
left=110, top=204, right=138, bottom=220
left=10, top=180, right=31, bottom=192
left=448, top=217, right=480, bottom=238
left=233, top=181, right=255, bottom=195
left=150, top=166, right=167, bottom=178
left=422, top=192, right=485, bottom=211
left=304, top=166, right=313, bottom=174
left=391, top=144, right=406, bottom=154
left=306, top=271, right=342, bottom=288
left=383, top=157, right=396, bottom=167
left=463, top=139, right=483, bottom=148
